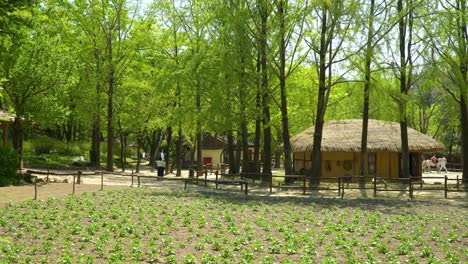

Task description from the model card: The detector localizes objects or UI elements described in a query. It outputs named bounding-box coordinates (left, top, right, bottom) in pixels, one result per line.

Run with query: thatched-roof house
left=291, top=119, right=445, bottom=178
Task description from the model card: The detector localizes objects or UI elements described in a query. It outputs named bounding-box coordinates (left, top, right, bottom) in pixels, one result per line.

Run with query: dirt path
left=0, top=168, right=465, bottom=208
left=0, top=168, right=208, bottom=207
left=0, top=184, right=128, bottom=207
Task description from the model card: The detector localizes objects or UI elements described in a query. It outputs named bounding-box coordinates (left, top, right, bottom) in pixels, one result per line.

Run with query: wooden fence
left=26, top=169, right=103, bottom=200
left=19, top=169, right=468, bottom=200
left=446, top=163, right=463, bottom=172
left=217, top=172, right=466, bottom=199
left=268, top=174, right=466, bottom=199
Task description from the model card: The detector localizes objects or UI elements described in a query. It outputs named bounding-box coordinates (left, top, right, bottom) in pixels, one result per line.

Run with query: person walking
left=156, top=159, right=165, bottom=177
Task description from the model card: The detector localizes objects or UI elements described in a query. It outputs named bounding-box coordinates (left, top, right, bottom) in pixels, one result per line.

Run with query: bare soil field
left=0, top=188, right=466, bottom=263
left=0, top=168, right=466, bottom=263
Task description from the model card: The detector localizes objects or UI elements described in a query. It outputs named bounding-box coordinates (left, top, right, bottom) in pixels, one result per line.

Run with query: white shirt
left=156, top=160, right=165, bottom=167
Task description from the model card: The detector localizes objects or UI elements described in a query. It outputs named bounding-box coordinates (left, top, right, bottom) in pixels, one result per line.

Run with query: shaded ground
left=0, top=167, right=466, bottom=208
left=0, top=184, right=127, bottom=208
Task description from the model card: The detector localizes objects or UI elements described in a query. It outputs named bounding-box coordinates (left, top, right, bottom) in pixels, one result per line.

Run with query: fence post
left=138, top=176, right=141, bottom=187
left=409, top=178, right=413, bottom=200
left=47, top=166, right=50, bottom=183
left=131, top=170, right=134, bottom=187
left=72, top=175, right=76, bottom=194
left=77, top=171, right=82, bottom=184
left=100, top=170, right=104, bottom=191
left=204, top=170, right=208, bottom=186
left=34, top=176, right=37, bottom=200
left=456, top=175, right=459, bottom=189
left=215, top=171, right=219, bottom=189
left=373, top=175, right=377, bottom=197
left=444, top=175, right=448, bottom=199
left=341, top=181, right=345, bottom=199
left=338, top=177, right=341, bottom=196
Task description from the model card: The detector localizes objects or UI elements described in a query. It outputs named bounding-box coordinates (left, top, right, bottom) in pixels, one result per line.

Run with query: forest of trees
left=0, top=0, right=466, bottom=181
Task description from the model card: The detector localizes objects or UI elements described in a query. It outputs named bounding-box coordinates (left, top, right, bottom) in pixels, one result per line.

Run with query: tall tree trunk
left=254, top=54, right=262, bottom=173
left=259, top=0, right=271, bottom=180
left=175, top=128, right=183, bottom=176
left=136, top=136, right=143, bottom=173
left=359, top=0, right=375, bottom=185
left=149, top=131, right=156, bottom=169
left=311, top=7, right=329, bottom=185
left=106, top=92, right=114, bottom=172
left=241, top=122, right=250, bottom=172
left=91, top=122, right=100, bottom=168
left=91, top=49, right=101, bottom=169
left=166, top=126, right=172, bottom=173
left=118, top=120, right=125, bottom=171
left=227, top=130, right=237, bottom=174
left=106, top=34, right=115, bottom=172
left=397, top=0, right=412, bottom=178
left=148, top=129, right=162, bottom=169
left=171, top=11, right=181, bottom=175
left=65, top=117, right=73, bottom=143
left=196, top=132, right=202, bottom=171
left=278, top=0, right=293, bottom=178
left=196, top=79, right=203, bottom=173
left=235, top=131, right=242, bottom=172
left=457, top=0, right=468, bottom=183
left=461, top=96, right=468, bottom=183
left=239, top=57, right=250, bottom=173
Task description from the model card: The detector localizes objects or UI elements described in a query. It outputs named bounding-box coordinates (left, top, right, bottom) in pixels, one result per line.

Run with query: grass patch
left=0, top=189, right=466, bottom=263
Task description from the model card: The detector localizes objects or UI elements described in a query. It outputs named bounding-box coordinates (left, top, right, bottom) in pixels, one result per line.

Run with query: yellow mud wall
left=376, top=152, right=399, bottom=178
left=390, top=152, right=400, bottom=178
left=321, top=152, right=355, bottom=177
left=294, top=150, right=403, bottom=178
left=294, top=151, right=367, bottom=177
left=195, top=149, right=223, bottom=168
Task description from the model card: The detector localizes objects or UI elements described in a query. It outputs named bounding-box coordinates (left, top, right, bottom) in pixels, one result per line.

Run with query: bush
left=55, top=141, right=89, bottom=156
left=23, top=155, right=49, bottom=169
left=30, top=136, right=55, bottom=155
left=0, top=147, right=19, bottom=186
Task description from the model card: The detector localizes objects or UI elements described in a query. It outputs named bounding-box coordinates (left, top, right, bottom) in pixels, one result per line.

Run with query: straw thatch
left=290, top=119, right=445, bottom=153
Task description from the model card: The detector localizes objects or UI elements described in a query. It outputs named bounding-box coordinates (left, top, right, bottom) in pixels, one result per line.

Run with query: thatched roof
left=290, top=119, right=445, bottom=153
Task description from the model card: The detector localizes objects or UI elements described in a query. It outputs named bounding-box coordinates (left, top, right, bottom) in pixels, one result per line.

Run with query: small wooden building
left=291, top=119, right=445, bottom=178
left=197, top=134, right=227, bottom=168
left=190, top=134, right=257, bottom=171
